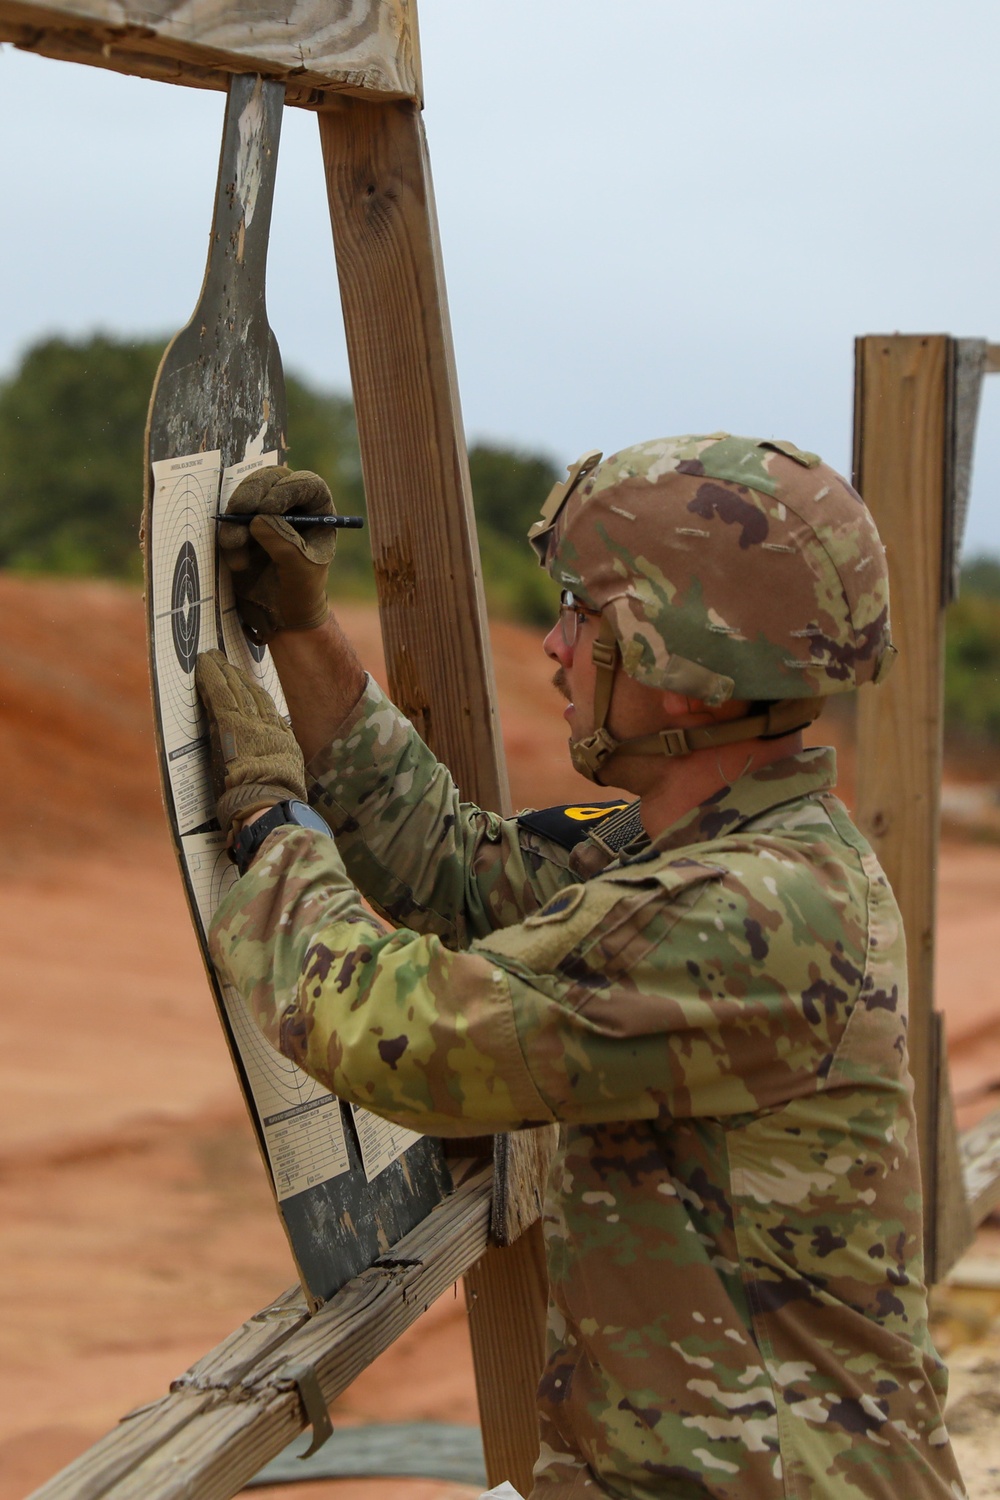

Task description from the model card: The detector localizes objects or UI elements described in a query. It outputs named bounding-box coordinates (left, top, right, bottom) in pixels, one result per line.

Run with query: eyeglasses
left=558, top=589, right=601, bottom=650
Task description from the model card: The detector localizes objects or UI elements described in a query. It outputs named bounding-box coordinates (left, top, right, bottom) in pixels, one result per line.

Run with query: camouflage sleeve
left=209, top=824, right=857, bottom=1139
left=304, top=675, right=576, bottom=945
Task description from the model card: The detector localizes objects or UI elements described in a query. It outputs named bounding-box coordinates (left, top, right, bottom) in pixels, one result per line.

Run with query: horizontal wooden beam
left=29, top=1160, right=491, bottom=1500
left=986, top=344, right=1000, bottom=374
left=0, top=0, right=421, bottom=106
left=961, top=1106, right=1000, bottom=1226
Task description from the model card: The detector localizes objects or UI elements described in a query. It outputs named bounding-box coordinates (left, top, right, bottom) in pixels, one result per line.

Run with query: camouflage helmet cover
left=529, top=433, right=896, bottom=707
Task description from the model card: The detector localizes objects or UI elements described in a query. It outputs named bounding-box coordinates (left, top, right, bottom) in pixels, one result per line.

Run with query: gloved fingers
left=223, top=469, right=333, bottom=573
left=248, top=514, right=337, bottom=568
left=195, top=649, right=244, bottom=718
left=225, top=465, right=293, bottom=515
left=196, top=649, right=267, bottom=724
left=242, top=670, right=292, bottom=729
left=218, top=520, right=253, bottom=571
left=235, top=599, right=276, bottom=646
left=269, top=469, right=335, bottom=518
left=220, top=467, right=293, bottom=574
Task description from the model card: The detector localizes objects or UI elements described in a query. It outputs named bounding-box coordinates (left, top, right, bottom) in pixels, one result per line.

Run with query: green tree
left=945, top=584, right=1000, bottom=744
left=0, top=334, right=164, bottom=577
left=0, top=333, right=373, bottom=589
left=942, top=555, right=1000, bottom=745
left=468, top=442, right=561, bottom=624
left=959, top=553, right=1000, bottom=600
left=0, top=332, right=563, bottom=622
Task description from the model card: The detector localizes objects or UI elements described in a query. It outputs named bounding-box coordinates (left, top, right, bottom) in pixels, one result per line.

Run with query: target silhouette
left=243, top=620, right=266, bottom=664
left=171, top=540, right=202, bottom=672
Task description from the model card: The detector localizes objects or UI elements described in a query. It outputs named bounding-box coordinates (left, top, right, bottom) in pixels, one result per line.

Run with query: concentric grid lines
left=150, top=452, right=221, bottom=834
left=184, top=830, right=351, bottom=1198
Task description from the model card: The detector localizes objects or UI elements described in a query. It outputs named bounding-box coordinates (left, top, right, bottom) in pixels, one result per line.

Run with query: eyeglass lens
left=559, top=590, right=583, bottom=650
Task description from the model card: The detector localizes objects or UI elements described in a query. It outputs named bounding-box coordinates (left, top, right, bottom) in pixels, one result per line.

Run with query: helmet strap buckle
left=569, top=727, right=620, bottom=784
left=657, top=727, right=693, bottom=758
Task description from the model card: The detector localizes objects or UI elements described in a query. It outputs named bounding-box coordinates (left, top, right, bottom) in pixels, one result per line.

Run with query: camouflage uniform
left=210, top=675, right=965, bottom=1499
left=210, top=433, right=963, bottom=1497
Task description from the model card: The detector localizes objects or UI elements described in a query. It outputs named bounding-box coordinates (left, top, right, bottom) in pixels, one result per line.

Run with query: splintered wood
left=28, top=1163, right=492, bottom=1500
left=0, top=0, right=421, bottom=105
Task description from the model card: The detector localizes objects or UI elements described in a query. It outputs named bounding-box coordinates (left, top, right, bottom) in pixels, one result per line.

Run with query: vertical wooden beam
left=317, top=96, right=507, bottom=802
left=318, top=96, right=546, bottom=1491
left=464, top=1223, right=550, bottom=1498
left=853, top=334, right=973, bottom=1282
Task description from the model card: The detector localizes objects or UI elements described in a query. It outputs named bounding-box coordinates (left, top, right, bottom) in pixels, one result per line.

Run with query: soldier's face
left=544, top=610, right=721, bottom=760
left=543, top=610, right=603, bottom=741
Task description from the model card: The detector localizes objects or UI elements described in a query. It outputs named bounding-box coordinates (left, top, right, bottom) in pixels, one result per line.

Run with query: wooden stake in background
left=319, top=95, right=548, bottom=1497
left=853, top=334, right=977, bottom=1282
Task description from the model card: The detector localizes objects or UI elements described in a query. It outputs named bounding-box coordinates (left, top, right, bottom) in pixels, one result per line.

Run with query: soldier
left=197, top=435, right=966, bottom=1499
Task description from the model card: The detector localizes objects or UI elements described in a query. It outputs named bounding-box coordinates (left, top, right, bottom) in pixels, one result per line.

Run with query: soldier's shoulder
left=517, top=799, right=642, bottom=853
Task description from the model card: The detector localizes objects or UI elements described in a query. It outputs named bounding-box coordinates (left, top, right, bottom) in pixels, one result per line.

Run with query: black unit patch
left=517, top=800, right=635, bottom=851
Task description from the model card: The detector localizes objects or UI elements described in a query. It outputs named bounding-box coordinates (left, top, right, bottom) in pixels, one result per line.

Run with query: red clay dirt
left=2, top=575, right=1000, bottom=1500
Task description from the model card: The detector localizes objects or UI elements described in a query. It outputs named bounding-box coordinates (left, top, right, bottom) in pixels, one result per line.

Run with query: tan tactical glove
left=219, top=466, right=337, bottom=644
left=195, top=649, right=307, bottom=837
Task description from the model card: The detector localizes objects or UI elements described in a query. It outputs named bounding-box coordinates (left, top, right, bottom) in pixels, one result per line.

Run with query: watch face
left=284, top=800, right=333, bottom=836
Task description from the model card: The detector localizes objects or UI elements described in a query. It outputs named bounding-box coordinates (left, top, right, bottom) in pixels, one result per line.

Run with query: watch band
left=231, top=799, right=333, bottom=876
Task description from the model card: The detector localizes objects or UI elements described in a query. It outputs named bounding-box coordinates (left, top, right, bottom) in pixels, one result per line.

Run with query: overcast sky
left=2, top=1, right=999, bottom=554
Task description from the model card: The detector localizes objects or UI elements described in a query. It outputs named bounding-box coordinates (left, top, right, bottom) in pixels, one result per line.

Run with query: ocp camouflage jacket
left=210, top=677, right=965, bottom=1500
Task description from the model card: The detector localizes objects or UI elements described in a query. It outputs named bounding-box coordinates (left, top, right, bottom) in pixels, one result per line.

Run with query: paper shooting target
left=171, top=539, right=202, bottom=673
left=182, top=827, right=351, bottom=1203
left=149, top=453, right=221, bottom=835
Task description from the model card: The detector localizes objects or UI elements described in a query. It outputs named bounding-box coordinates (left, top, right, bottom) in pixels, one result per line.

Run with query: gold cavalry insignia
left=564, top=803, right=629, bottom=822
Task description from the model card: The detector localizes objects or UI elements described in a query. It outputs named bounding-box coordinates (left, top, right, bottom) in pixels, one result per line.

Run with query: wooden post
left=318, top=96, right=546, bottom=1493
left=318, top=96, right=506, bottom=801
left=852, top=334, right=974, bottom=1282
left=464, top=1223, right=550, bottom=1498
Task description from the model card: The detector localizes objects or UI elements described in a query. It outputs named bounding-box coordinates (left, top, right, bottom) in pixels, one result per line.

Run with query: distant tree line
left=0, top=333, right=560, bottom=624
left=945, top=555, right=1000, bottom=748
left=2, top=333, right=1000, bottom=744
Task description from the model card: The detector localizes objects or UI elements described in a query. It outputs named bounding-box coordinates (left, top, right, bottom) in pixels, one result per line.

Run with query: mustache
left=552, top=667, right=571, bottom=702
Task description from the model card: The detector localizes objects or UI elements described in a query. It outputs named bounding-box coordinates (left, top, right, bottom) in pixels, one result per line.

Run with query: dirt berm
left=2, top=574, right=1000, bottom=1499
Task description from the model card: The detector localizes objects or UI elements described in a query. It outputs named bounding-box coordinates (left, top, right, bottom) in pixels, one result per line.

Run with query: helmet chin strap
left=569, top=619, right=825, bottom=785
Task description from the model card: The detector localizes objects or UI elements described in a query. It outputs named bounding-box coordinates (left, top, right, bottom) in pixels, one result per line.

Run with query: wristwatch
left=231, top=799, right=333, bottom=876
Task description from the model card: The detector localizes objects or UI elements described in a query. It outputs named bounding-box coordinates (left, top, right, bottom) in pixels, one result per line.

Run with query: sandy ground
left=2, top=576, right=1000, bottom=1498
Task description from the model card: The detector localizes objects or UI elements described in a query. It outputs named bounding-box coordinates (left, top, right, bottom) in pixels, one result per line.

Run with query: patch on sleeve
left=517, top=800, right=632, bottom=851
left=524, top=884, right=587, bottom=926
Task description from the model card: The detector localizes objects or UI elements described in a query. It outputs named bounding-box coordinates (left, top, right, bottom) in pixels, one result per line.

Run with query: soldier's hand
left=218, top=466, right=336, bottom=644
left=195, top=649, right=307, bottom=838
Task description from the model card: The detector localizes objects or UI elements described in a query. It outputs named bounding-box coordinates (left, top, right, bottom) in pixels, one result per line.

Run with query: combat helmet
left=528, top=433, right=896, bottom=783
